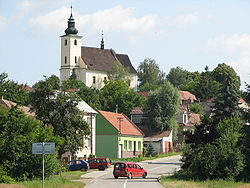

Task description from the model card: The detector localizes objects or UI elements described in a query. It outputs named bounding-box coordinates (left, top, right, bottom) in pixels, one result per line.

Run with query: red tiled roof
left=239, top=98, right=246, bottom=103
left=0, top=98, right=35, bottom=116
left=149, top=130, right=172, bottom=138
left=137, top=91, right=150, bottom=99
left=188, top=113, right=201, bottom=124
left=22, top=85, right=33, bottom=92
left=99, top=110, right=144, bottom=136
left=130, top=107, right=144, bottom=115
left=180, top=91, right=197, bottom=101
left=67, top=88, right=79, bottom=92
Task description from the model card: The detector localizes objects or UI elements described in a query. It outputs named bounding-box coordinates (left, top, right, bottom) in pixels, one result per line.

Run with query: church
left=60, top=8, right=138, bottom=90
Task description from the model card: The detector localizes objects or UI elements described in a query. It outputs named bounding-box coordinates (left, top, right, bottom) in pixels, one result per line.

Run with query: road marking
left=123, top=179, right=128, bottom=188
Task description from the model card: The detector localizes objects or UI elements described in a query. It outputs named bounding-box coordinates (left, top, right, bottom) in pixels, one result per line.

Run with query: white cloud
left=29, top=5, right=161, bottom=40
left=0, top=16, right=7, bottom=31
left=29, top=7, right=69, bottom=33
left=171, top=12, right=200, bottom=28
left=206, top=33, right=250, bottom=87
left=206, top=33, right=250, bottom=53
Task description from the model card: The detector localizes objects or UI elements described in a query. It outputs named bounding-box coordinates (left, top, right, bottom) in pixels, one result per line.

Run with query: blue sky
left=1, top=0, right=250, bottom=89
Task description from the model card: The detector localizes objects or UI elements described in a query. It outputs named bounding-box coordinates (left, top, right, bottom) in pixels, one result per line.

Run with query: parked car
left=67, top=160, right=89, bottom=171
left=113, top=162, right=147, bottom=179
left=88, top=158, right=111, bottom=171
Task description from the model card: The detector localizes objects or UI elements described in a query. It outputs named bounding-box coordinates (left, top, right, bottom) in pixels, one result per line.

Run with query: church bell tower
left=60, top=6, right=82, bottom=83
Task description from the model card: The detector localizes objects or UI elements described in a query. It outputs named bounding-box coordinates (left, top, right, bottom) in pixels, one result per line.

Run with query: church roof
left=81, top=47, right=137, bottom=74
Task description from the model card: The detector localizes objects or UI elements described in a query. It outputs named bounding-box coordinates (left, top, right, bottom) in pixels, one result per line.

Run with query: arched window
left=64, top=39, right=67, bottom=45
left=65, top=56, right=67, bottom=64
left=74, top=39, right=77, bottom=45
left=75, top=56, right=77, bottom=63
left=93, top=76, right=96, bottom=84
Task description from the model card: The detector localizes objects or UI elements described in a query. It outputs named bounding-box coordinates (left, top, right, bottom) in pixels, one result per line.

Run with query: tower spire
left=100, top=31, right=104, bottom=50
left=64, top=5, right=78, bottom=35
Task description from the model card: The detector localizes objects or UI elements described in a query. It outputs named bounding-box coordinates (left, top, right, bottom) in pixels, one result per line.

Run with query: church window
left=65, top=56, right=67, bottom=64
left=93, top=76, right=96, bottom=84
left=74, top=39, right=77, bottom=45
left=183, top=114, right=188, bottom=124
left=75, top=56, right=77, bottom=63
left=65, top=39, right=67, bottom=45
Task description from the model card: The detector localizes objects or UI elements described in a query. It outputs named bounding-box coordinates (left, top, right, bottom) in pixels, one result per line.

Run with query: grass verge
left=160, top=174, right=250, bottom=188
left=8, top=171, right=88, bottom=188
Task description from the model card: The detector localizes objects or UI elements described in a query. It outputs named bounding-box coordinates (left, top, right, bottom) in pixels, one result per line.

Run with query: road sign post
left=32, top=142, right=55, bottom=188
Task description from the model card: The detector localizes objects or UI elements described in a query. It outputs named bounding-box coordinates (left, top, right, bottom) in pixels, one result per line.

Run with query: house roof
left=99, top=110, right=144, bottom=136
left=137, top=91, right=150, bottom=99
left=77, top=100, right=97, bottom=114
left=179, top=91, right=197, bottom=101
left=149, top=130, right=172, bottom=138
left=0, top=98, right=35, bottom=116
left=81, top=47, right=137, bottom=74
left=130, top=107, right=144, bottom=115
left=188, top=113, right=201, bottom=125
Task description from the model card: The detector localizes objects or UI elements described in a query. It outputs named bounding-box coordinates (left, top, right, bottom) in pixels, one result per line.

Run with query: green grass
left=12, top=171, right=88, bottom=188
left=110, top=152, right=181, bottom=163
left=160, top=175, right=250, bottom=188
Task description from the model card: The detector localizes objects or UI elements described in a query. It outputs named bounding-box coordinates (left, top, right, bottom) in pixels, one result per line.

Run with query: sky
left=0, top=0, right=250, bottom=89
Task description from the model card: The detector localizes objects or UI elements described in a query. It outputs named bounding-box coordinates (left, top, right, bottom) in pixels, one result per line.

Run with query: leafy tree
left=30, top=78, right=90, bottom=158
left=0, top=73, right=30, bottom=106
left=0, top=105, right=62, bottom=180
left=107, top=62, right=130, bottom=82
left=145, top=81, right=180, bottom=134
left=145, top=142, right=155, bottom=157
left=62, top=78, right=86, bottom=91
left=101, top=80, right=144, bottom=116
left=77, top=86, right=103, bottom=110
left=137, top=58, right=165, bottom=91
left=33, top=74, right=60, bottom=90
left=183, top=117, right=244, bottom=180
left=191, top=67, right=221, bottom=101
left=166, top=67, right=198, bottom=89
left=189, top=104, right=204, bottom=115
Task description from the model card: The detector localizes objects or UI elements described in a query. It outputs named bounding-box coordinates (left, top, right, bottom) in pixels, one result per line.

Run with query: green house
left=96, top=110, right=144, bottom=158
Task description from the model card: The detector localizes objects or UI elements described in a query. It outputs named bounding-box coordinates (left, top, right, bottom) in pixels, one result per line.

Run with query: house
left=61, top=100, right=97, bottom=162
left=144, top=130, right=173, bottom=153
left=0, top=98, right=35, bottom=116
left=60, top=8, right=138, bottom=90
left=96, top=110, right=144, bottom=158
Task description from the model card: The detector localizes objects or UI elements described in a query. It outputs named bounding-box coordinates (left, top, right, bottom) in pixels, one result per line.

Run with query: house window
left=183, top=114, right=188, bottom=124
left=65, top=56, right=67, bottom=64
left=65, top=39, right=67, bottom=45
left=138, top=141, right=141, bottom=151
left=93, top=76, right=96, bottom=84
left=75, top=56, right=77, bottom=63
left=104, top=77, right=107, bottom=81
left=124, top=140, right=127, bottom=150
left=129, top=141, right=132, bottom=151
left=74, top=39, right=77, bottom=45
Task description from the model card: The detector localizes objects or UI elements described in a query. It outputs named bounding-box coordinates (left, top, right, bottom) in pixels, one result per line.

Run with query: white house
left=61, top=100, right=97, bottom=162
left=60, top=8, right=138, bottom=90
left=144, top=130, right=173, bottom=153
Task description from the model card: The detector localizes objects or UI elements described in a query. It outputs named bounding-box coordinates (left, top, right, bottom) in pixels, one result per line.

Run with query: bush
left=0, top=166, right=14, bottom=183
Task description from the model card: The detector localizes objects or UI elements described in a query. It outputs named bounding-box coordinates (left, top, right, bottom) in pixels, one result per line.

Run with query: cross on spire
left=101, top=31, right=105, bottom=50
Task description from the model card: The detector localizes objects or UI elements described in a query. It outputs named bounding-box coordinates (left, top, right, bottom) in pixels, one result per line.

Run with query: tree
left=145, top=81, right=180, bottom=134
left=77, top=86, right=103, bottom=110
left=0, top=73, right=30, bottom=106
left=30, top=78, right=90, bottom=158
left=166, top=67, right=197, bottom=89
left=62, top=78, right=86, bottom=91
left=211, top=63, right=241, bottom=124
left=107, top=62, right=130, bottom=82
left=137, top=58, right=165, bottom=91
left=101, top=80, right=144, bottom=116
left=33, top=74, right=60, bottom=90
left=182, top=117, right=245, bottom=180
left=0, top=105, right=61, bottom=180
left=190, top=67, right=221, bottom=101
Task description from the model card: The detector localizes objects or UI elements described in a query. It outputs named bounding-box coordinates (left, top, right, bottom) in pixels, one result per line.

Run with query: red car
left=88, top=158, right=111, bottom=171
left=113, top=162, right=147, bottom=179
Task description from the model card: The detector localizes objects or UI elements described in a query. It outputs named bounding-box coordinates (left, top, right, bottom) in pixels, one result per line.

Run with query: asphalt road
left=81, top=155, right=182, bottom=188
